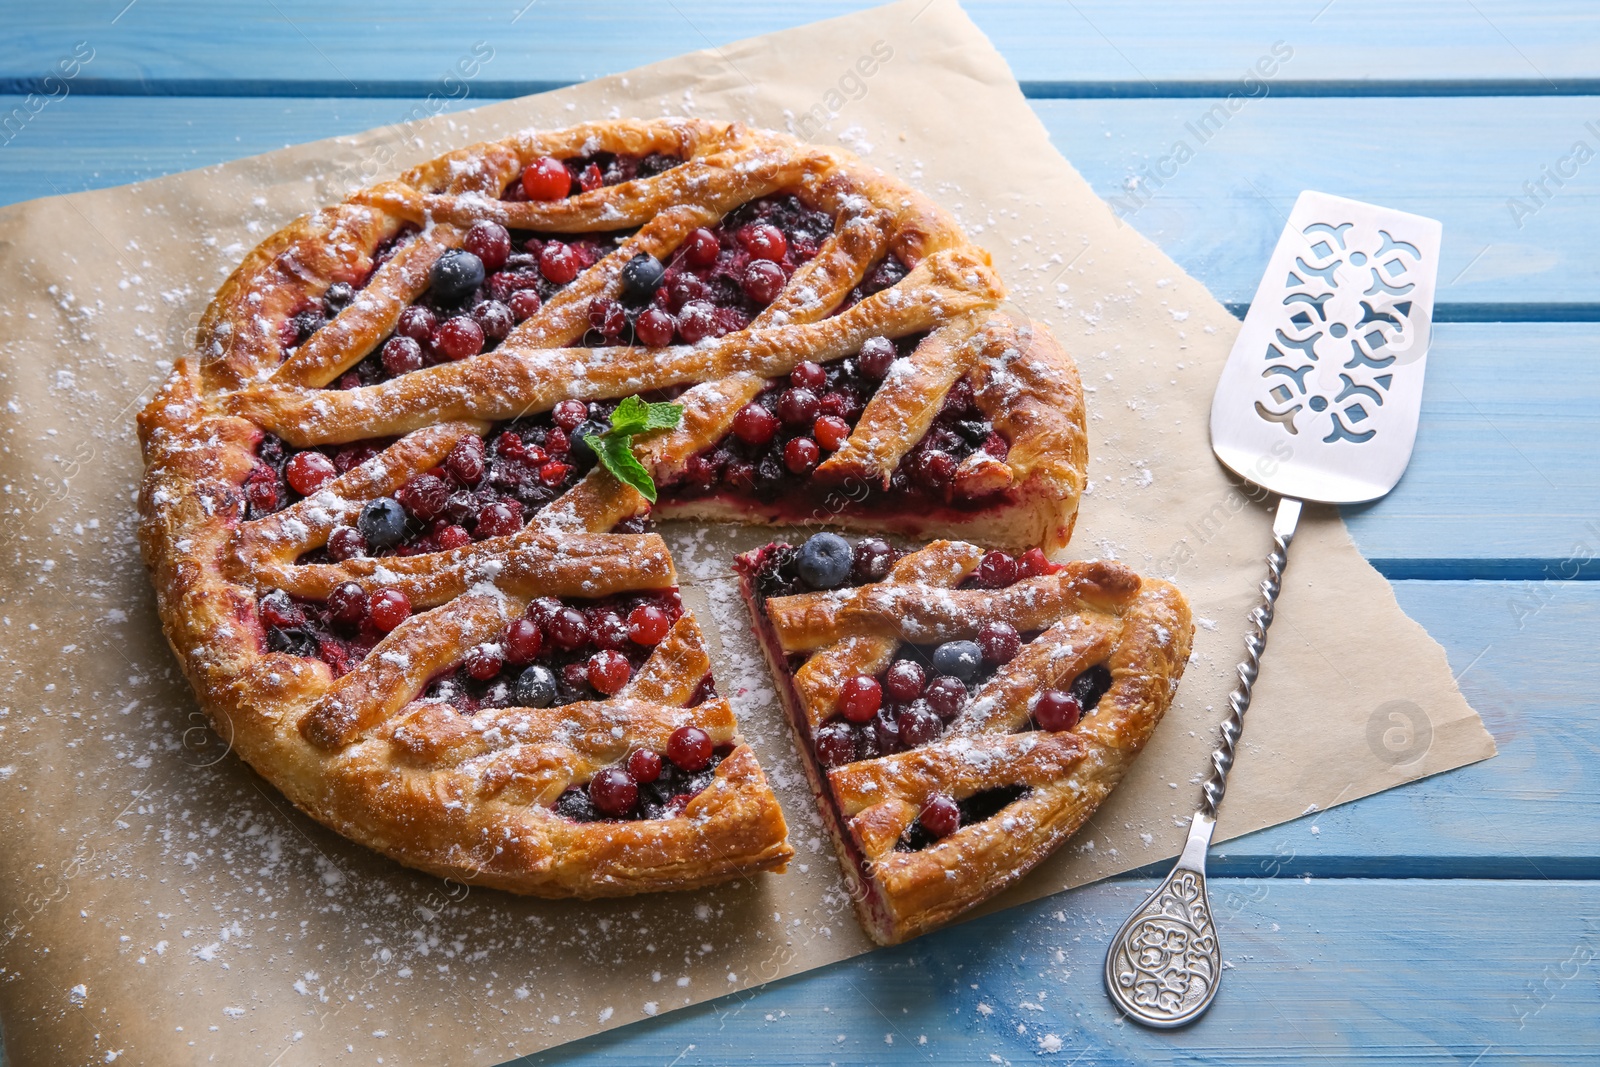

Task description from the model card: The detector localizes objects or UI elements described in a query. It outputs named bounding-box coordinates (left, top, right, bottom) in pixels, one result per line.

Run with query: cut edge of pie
left=735, top=538, right=1194, bottom=945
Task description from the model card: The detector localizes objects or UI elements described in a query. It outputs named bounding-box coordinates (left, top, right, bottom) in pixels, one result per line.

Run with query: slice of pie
left=737, top=536, right=1193, bottom=944
left=136, top=118, right=1101, bottom=900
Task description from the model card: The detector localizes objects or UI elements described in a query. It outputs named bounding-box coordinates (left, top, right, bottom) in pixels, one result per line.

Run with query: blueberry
left=619, top=253, right=666, bottom=304
left=323, top=281, right=355, bottom=315
left=356, top=497, right=408, bottom=549
left=795, top=532, right=854, bottom=589
left=555, top=788, right=598, bottom=822
left=932, top=640, right=983, bottom=682
left=431, top=249, right=485, bottom=303
left=514, top=664, right=558, bottom=708
left=567, top=419, right=609, bottom=471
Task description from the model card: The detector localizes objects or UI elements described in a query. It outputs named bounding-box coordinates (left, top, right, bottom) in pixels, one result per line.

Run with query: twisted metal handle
left=1199, top=496, right=1301, bottom=820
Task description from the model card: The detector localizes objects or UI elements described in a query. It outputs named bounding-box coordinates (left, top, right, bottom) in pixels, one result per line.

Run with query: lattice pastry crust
left=740, top=541, right=1193, bottom=944
left=136, top=118, right=1089, bottom=897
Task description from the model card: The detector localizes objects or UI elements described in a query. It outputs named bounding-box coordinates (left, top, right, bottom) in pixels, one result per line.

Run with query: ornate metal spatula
left=1103, top=191, right=1443, bottom=1028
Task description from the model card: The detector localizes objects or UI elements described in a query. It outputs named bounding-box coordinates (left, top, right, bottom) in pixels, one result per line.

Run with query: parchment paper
left=0, top=2, right=1495, bottom=1063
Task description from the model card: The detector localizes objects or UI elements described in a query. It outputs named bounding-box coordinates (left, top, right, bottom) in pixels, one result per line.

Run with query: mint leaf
left=642, top=401, right=684, bottom=432
left=608, top=395, right=652, bottom=437
left=595, top=434, right=658, bottom=502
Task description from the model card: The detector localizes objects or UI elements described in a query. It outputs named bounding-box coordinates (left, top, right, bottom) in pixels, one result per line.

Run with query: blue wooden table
left=4, top=3, right=1598, bottom=1063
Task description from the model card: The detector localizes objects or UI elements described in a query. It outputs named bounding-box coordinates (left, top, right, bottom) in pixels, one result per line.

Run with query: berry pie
left=738, top=536, right=1193, bottom=944
left=136, top=118, right=1115, bottom=906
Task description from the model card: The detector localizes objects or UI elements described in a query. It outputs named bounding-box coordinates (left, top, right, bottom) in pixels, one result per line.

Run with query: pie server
left=1103, top=191, right=1443, bottom=1028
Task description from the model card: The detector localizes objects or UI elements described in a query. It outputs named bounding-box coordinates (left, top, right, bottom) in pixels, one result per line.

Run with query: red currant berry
left=522, top=156, right=571, bottom=201
left=737, top=223, right=787, bottom=261
left=551, top=399, right=589, bottom=432
left=472, top=299, right=514, bottom=342
left=914, top=449, right=957, bottom=492
left=588, top=767, right=638, bottom=817
left=627, top=604, right=670, bottom=646
left=858, top=336, right=897, bottom=378
left=778, top=387, right=820, bottom=426
left=526, top=596, right=563, bottom=629
left=741, top=259, right=786, bottom=304
left=813, top=415, right=851, bottom=452
left=852, top=537, right=895, bottom=583
left=627, top=748, right=663, bottom=784
left=539, top=242, right=581, bottom=284
left=245, top=471, right=279, bottom=513
left=587, top=649, right=631, bottom=695
left=463, top=221, right=512, bottom=271
left=634, top=307, right=676, bottom=346
left=547, top=606, right=591, bottom=651
left=923, top=676, right=967, bottom=720
left=591, top=610, right=630, bottom=651
left=1033, top=689, right=1082, bottom=732
left=327, top=526, right=366, bottom=561
left=369, top=589, right=411, bottom=633
left=790, top=361, right=826, bottom=389
left=681, top=227, right=720, bottom=268
left=666, top=725, right=714, bottom=772
left=397, top=305, right=437, bottom=342
left=285, top=451, right=336, bottom=496
left=814, top=722, right=858, bottom=768
left=884, top=660, right=926, bottom=703
left=509, top=289, right=543, bottom=322
left=919, top=793, right=960, bottom=838
left=976, top=550, right=1019, bottom=589
left=464, top=643, right=505, bottom=681
left=977, top=621, right=1021, bottom=665
left=503, top=618, right=543, bottom=665
left=667, top=272, right=707, bottom=311
left=838, top=675, right=882, bottom=723
left=675, top=300, right=717, bottom=343
left=733, top=403, right=779, bottom=446
left=381, top=335, right=425, bottom=376
left=327, top=582, right=367, bottom=627
left=898, top=701, right=943, bottom=749
left=588, top=297, right=625, bottom=337
left=433, top=316, right=484, bottom=360
left=784, top=437, right=820, bottom=475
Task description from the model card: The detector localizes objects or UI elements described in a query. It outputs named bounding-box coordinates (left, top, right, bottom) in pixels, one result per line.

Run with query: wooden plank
left=4, top=95, right=1598, bottom=313
left=499, top=879, right=1600, bottom=1066
left=3, top=1, right=1599, bottom=92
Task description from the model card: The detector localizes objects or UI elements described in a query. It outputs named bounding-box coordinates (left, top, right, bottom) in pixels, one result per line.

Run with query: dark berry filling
left=505, top=151, right=684, bottom=204
left=254, top=585, right=413, bottom=676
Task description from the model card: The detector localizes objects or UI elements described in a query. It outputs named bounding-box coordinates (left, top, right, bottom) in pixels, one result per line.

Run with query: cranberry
left=397, top=473, right=450, bottom=521
left=539, top=242, right=582, bottom=285
left=538, top=461, right=573, bottom=487
left=369, top=589, right=411, bottom=633
left=433, top=316, right=484, bottom=360
left=444, top=435, right=485, bottom=485
left=778, top=388, right=820, bottom=426
left=914, top=449, right=957, bottom=492
left=737, top=223, right=786, bottom=261
left=628, top=748, right=663, bottom=784
left=397, top=305, right=437, bottom=342
left=635, top=307, right=676, bottom=347
left=924, top=675, right=967, bottom=720
left=463, top=221, right=512, bottom=271
left=675, top=300, right=717, bottom=343
left=587, top=649, right=631, bottom=695
left=884, top=660, right=926, bottom=702
left=784, top=437, right=820, bottom=475
left=681, top=227, right=720, bottom=268
left=259, top=590, right=303, bottom=629
left=285, top=451, right=336, bottom=496
left=733, top=403, right=779, bottom=446
left=522, top=156, right=571, bottom=201
left=815, top=722, right=858, bottom=769
left=472, top=299, right=514, bottom=342
left=813, top=415, right=850, bottom=452
left=977, top=621, right=1021, bottom=665
left=853, top=537, right=895, bottom=583
left=919, top=793, right=961, bottom=838
left=898, top=701, right=943, bottom=749
left=588, top=767, right=638, bottom=817
left=667, top=725, right=714, bottom=772
left=976, top=550, right=1019, bottom=589
left=503, top=618, right=543, bottom=664
left=465, top=643, right=505, bottom=681
left=627, top=604, right=670, bottom=646
left=1033, top=689, right=1082, bottom=732
left=858, top=336, right=897, bottom=379
left=326, top=582, right=367, bottom=627
left=551, top=399, right=589, bottom=432
left=838, top=675, right=882, bottom=723
left=327, top=526, right=366, bottom=561
left=741, top=259, right=786, bottom=304
left=1018, top=547, right=1055, bottom=578
left=509, top=289, right=543, bottom=321
left=474, top=500, right=523, bottom=539
left=436, top=524, right=471, bottom=551
left=547, top=606, right=591, bottom=651
left=591, top=610, right=630, bottom=651
left=588, top=297, right=626, bottom=337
